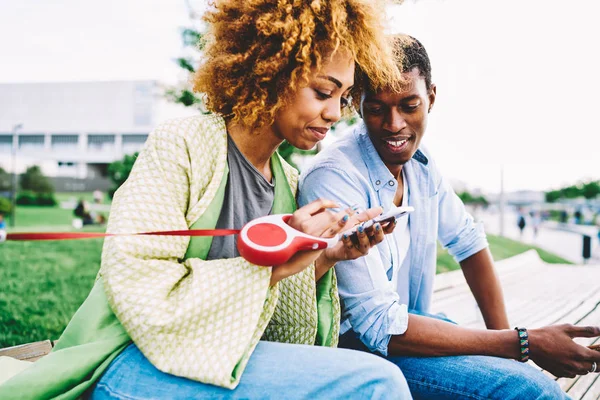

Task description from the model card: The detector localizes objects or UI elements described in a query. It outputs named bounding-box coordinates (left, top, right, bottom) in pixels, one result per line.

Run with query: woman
left=0, top=1, right=412, bottom=399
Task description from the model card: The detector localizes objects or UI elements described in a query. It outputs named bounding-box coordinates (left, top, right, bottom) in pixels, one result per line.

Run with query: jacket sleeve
left=99, top=119, right=279, bottom=389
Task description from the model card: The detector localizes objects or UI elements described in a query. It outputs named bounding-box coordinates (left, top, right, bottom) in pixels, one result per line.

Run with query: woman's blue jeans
left=339, top=311, right=569, bottom=400
left=90, top=340, right=412, bottom=399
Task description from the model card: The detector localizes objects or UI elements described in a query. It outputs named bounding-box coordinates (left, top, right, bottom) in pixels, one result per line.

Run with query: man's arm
left=460, top=248, right=510, bottom=330
left=388, top=314, right=519, bottom=357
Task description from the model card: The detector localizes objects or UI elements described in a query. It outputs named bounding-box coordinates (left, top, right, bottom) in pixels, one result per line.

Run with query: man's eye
left=403, top=103, right=420, bottom=112
left=366, top=106, right=382, bottom=115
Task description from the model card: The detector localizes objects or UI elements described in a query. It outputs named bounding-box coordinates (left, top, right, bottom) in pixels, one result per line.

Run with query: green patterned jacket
left=0, top=114, right=340, bottom=399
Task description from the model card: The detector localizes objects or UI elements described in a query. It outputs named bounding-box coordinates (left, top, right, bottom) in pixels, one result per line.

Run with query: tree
left=0, top=167, right=10, bottom=192
left=545, top=180, right=600, bottom=202
left=19, top=165, right=54, bottom=194
left=0, top=197, right=11, bottom=215
left=107, top=153, right=139, bottom=198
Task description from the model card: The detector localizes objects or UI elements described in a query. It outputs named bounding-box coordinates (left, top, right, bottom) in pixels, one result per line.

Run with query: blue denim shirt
left=298, top=121, right=488, bottom=356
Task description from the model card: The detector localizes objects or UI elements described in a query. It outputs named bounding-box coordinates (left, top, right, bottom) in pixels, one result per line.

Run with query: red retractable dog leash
left=1, top=207, right=413, bottom=266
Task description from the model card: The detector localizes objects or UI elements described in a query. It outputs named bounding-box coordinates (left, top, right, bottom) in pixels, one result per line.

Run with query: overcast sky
left=1, top=0, right=598, bottom=193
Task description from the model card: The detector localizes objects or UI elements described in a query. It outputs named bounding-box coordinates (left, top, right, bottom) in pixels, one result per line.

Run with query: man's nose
left=384, top=111, right=406, bottom=133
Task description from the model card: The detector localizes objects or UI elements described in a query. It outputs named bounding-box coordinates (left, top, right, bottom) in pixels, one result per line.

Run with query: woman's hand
left=528, top=324, right=600, bottom=378
left=270, top=199, right=394, bottom=285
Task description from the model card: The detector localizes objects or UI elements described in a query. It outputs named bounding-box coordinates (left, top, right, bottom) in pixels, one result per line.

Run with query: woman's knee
left=353, top=351, right=412, bottom=399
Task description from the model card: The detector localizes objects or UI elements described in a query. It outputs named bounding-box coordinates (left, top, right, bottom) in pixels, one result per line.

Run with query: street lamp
left=10, top=123, right=23, bottom=228
left=499, top=164, right=505, bottom=237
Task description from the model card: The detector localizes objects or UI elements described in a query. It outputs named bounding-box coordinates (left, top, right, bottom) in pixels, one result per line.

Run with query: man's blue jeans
left=339, top=311, right=569, bottom=400
left=90, top=340, right=412, bottom=399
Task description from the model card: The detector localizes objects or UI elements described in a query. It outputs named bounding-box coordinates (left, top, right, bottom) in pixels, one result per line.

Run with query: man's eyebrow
left=318, top=75, right=343, bottom=88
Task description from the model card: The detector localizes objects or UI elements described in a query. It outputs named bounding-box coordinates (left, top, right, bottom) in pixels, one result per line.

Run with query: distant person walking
left=517, top=209, right=527, bottom=239
left=531, top=211, right=541, bottom=239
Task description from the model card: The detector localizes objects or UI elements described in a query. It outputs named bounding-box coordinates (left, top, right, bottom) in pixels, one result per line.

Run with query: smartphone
left=343, top=206, right=414, bottom=237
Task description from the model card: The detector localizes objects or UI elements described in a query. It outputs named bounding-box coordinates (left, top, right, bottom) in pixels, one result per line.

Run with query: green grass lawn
left=0, top=204, right=573, bottom=347
left=0, top=236, right=104, bottom=347
left=436, top=234, right=573, bottom=273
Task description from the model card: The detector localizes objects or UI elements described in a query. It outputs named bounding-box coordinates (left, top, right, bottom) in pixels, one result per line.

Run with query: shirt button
left=376, top=180, right=381, bottom=185
left=389, top=180, right=395, bottom=186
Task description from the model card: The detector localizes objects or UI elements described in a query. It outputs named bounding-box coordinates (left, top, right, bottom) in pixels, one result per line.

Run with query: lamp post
left=499, top=164, right=505, bottom=237
left=10, top=123, right=23, bottom=228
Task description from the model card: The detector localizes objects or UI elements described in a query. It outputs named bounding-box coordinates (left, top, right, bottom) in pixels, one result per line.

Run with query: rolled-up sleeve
left=299, top=165, right=408, bottom=356
left=436, top=173, right=488, bottom=263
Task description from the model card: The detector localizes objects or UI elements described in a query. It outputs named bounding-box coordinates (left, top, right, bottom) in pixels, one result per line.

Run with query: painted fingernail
left=343, top=234, right=348, bottom=240
left=358, top=225, right=364, bottom=233
left=375, top=223, right=381, bottom=231
left=342, top=214, right=349, bottom=222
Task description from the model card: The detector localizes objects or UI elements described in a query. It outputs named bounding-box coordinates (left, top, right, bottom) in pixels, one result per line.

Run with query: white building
left=0, top=80, right=163, bottom=182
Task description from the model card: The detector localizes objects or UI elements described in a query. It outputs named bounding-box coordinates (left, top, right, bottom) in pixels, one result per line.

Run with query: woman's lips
left=308, top=127, right=328, bottom=141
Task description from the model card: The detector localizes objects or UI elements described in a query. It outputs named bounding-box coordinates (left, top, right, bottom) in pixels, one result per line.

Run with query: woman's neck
left=226, top=120, right=283, bottom=181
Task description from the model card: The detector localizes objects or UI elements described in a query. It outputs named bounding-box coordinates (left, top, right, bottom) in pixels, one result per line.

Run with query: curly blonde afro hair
left=194, top=0, right=403, bottom=129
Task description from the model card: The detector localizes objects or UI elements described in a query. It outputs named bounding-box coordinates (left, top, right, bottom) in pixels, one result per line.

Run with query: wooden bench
left=0, top=340, right=54, bottom=362
left=432, top=250, right=600, bottom=400
left=2, top=250, right=599, bottom=398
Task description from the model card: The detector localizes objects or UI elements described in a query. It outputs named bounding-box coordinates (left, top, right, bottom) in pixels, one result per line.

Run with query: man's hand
left=529, top=324, right=600, bottom=378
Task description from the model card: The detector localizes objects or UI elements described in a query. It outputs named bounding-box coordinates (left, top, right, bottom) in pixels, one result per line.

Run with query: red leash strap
left=5, top=229, right=241, bottom=241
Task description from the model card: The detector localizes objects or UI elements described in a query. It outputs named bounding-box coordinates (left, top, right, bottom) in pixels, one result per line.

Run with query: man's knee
left=496, top=364, right=567, bottom=400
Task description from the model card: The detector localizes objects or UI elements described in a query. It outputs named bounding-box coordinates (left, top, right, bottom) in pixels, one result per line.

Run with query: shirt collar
left=353, top=121, right=429, bottom=191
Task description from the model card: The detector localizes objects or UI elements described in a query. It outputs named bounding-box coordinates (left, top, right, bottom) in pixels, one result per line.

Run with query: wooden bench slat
left=0, top=340, right=54, bottom=362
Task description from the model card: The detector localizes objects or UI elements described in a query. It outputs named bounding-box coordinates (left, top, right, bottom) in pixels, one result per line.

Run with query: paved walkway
left=479, top=210, right=600, bottom=264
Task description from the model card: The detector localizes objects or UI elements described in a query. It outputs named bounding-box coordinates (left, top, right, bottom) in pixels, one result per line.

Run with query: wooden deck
left=432, top=250, right=600, bottom=400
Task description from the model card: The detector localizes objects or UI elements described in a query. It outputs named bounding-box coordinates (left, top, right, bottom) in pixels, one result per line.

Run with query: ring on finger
left=590, top=361, right=597, bottom=373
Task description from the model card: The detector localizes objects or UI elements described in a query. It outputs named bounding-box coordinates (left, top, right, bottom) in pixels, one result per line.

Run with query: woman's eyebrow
left=317, top=75, right=343, bottom=88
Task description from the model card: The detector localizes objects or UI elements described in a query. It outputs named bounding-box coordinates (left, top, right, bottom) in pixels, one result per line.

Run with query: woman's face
left=272, top=51, right=355, bottom=150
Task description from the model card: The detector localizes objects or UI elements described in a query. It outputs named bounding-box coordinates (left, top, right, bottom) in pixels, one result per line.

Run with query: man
left=299, top=35, right=599, bottom=399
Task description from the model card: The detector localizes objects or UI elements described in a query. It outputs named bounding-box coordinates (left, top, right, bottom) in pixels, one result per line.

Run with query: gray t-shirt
left=206, top=135, right=275, bottom=260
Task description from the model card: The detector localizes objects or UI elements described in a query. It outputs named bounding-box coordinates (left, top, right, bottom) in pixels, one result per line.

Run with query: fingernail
left=375, top=223, right=381, bottom=231
left=358, top=225, right=364, bottom=233
left=393, top=218, right=397, bottom=225
left=343, top=234, right=348, bottom=240
left=342, top=214, right=349, bottom=223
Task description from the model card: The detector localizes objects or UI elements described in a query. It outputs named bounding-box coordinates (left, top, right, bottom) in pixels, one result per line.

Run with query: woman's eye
left=315, top=90, right=332, bottom=100
left=341, top=96, right=351, bottom=108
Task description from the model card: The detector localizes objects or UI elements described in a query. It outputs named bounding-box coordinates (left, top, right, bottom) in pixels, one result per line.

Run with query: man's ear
left=357, top=93, right=366, bottom=117
left=428, top=84, right=437, bottom=113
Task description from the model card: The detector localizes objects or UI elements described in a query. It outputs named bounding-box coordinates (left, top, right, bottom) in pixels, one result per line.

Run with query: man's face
left=360, top=68, right=436, bottom=169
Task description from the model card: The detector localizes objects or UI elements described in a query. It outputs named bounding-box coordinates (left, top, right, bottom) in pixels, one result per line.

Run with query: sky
left=1, top=0, right=598, bottom=193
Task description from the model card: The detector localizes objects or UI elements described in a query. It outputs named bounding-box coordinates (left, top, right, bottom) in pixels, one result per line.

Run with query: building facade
left=0, top=80, right=158, bottom=187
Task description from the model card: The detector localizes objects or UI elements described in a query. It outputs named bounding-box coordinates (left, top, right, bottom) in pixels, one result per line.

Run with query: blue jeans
left=339, top=311, right=569, bottom=400
left=90, top=341, right=412, bottom=399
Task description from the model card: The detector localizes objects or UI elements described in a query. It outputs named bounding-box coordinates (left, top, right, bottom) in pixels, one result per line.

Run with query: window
left=19, top=135, right=44, bottom=150
left=88, top=134, right=115, bottom=151
left=51, top=135, right=79, bottom=149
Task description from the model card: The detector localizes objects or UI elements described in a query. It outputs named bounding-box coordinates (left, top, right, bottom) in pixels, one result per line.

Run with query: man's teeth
left=387, top=139, right=407, bottom=147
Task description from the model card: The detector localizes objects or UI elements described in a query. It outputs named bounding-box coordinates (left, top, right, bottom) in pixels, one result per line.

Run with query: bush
left=16, top=191, right=37, bottom=206
left=16, top=191, right=57, bottom=206
left=0, top=197, right=11, bottom=214
left=36, top=193, right=57, bottom=206
left=20, top=166, right=54, bottom=194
